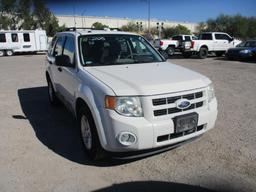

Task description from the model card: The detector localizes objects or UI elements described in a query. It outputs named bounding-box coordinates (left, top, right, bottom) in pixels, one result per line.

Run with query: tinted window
left=215, top=34, right=231, bottom=40
left=79, top=35, right=163, bottom=66
left=192, top=36, right=198, bottom=40
left=63, top=36, right=75, bottom=65
left=23, top=33, right=30, bottom=42
left=48, top=36, right=57, bottom=55
left=172, top=36, right=182, bottom=41
left=246, top=41, right=256, bottom=47
left=199, top=34, right=212, bottom=40
left=53, top=36, right=65, bottom=56
left=11, top=33, right=18, bottom=42
left=184, top=36, right=191, bottom=41
left=0, top=34, right=6, bottom=43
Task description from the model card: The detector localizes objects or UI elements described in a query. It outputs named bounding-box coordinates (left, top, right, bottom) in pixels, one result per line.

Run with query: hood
left=85, top=62, right=211, bottom=96
left=228, top=47, right=256, bottom=52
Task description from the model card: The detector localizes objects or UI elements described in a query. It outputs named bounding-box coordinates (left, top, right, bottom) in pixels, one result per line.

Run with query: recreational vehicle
left=0, top=29, right=48, bottom=56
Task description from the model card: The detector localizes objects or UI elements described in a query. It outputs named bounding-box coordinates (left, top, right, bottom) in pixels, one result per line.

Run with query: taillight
left=191, top=41, right=195, bottom=48
left=160, top=41, right=163, bottom=46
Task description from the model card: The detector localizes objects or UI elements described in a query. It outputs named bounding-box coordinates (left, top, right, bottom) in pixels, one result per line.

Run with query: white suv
left=46, top=28, right=218, bottom=160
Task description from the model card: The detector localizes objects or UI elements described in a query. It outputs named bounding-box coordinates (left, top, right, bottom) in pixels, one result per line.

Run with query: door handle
left=57, top=67, right=62, bottom=72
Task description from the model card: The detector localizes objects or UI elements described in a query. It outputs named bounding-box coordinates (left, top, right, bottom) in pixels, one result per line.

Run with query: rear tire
left=78, top=106, right=105, bottom=160
left=166, top=46, right=175, bottom=56
left=0, top=50, right=5, bottom=57
left=198, top=47, right=208, bottom=59
left=6, top=50, right=14, bottom=56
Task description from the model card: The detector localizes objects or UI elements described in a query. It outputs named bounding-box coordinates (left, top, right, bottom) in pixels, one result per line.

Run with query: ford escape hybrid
left=45, top=28, right=218, bottom=160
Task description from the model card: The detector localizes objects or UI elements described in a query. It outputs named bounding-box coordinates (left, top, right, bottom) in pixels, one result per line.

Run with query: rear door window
left=172, top=36, right=182, bottom=41
left=0, top=34, right=6, bottom=43
left=199, top=34, right=213, bottom=40
left=184, top=36, right=191, bottom=41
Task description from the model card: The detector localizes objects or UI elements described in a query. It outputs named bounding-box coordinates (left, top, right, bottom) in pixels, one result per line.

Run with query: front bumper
left=101, top=98, right=218, bottom=152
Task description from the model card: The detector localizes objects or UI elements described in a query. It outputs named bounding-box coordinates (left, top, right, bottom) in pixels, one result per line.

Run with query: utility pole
left=81, top=10, right=86, bottom=27
left=148, top=0, right=150, bottom=34
left=73, top=5, right=77, bottom=28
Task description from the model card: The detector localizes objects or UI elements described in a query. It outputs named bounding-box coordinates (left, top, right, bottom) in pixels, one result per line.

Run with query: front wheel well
left=167, top=45, right=176, bottom=48
left=75, top=98, right=91, bottom=118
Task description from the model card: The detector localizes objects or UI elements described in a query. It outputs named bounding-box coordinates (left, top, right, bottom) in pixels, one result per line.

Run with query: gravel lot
left=0, top=54, right=255, bottom=192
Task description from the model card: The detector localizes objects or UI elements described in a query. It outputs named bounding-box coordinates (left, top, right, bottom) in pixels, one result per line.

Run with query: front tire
left=47, top=78, right=60, bottom=106
left=198, top=47, right=208, bottom=59
left=78, top=106, right=104, bottom=160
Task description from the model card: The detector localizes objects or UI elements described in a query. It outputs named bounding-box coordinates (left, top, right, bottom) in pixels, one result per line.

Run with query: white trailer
left=0, top=29, right=48, bottom=56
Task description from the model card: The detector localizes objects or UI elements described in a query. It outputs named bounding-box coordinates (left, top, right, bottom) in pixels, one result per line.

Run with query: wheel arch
left=75, top=88, right=108, bottom=148
left=200, top=45, right=208, bottom=50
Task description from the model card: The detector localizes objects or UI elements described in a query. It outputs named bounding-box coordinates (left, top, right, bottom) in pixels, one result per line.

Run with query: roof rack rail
left=64, top=27, right=121, bottom=32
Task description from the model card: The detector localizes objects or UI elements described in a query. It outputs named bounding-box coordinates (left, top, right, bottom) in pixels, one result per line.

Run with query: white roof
left=60, top=29, right=136, bottom=36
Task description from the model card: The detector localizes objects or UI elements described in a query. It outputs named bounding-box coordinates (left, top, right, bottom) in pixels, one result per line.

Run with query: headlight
left=207, top=83, right=215, bottom=103
left=240, top=49, right=250, bottom=54
left=105, top=96, right=143, bottom=117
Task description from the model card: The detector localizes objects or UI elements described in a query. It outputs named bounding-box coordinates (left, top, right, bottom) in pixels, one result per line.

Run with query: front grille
left=157, top=124, right=205, bottom=142
left=152, top=91, right=206, bottom=117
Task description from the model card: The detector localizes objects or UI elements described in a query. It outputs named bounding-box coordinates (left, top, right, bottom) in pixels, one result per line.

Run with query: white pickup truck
left=184, top=32, right=241, bottom=59
left=154, top=35, right=198, bottom=57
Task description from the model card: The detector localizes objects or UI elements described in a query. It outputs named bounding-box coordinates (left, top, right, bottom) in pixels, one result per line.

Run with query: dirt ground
left=0, top=54, right=255, bottom=192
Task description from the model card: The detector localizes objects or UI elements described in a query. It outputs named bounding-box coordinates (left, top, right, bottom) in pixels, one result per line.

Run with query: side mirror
left=229, top=37, right=234, bottom=42
left=55, top=55, right=74, bottom=67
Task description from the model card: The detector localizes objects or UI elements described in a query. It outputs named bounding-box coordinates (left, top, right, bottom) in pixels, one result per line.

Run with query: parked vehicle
left=46, top=28, right=218, bottom=160
left=184, top=32, right=241, bottom=59
left=226, top=40, right=256, bottom=61
left=154, top=35, right=198, bottom=57
left=0, top=29, right=47, bottom=56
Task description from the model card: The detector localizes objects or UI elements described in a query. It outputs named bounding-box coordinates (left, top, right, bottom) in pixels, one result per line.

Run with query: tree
left=91, top=22, right=108, bottom=30
left=0, top=0, right=20, bottom=29
left=0, top=0, right=65, bottom=36
left=195, top=22, right=207, bottom=34
left=121, top=22, right=139, bottom=32
left=162, top=24, right=191, bottom=38
left=203, top=14, right=256, bottom=39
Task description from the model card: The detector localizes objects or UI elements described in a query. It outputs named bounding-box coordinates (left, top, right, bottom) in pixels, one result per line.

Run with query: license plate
left=174, top=113, right=198, bottom=133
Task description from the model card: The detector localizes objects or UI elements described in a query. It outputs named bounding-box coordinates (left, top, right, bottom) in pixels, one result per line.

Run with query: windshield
left=79, top=34, right=164, bottom=66
left=237, top=41, right=256, bottom=47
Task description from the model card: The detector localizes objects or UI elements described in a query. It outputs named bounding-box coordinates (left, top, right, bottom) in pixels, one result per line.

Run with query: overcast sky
left=44, top=0, right=256, bottom=22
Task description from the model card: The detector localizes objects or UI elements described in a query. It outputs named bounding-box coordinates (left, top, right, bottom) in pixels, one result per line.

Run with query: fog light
left=118, top=132, right=137, bottom=146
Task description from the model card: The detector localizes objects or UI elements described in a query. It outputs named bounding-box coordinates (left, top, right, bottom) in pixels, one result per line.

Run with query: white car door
left=56, top=35, right=78, bottom=109
left=222, top=34, right=234, bottom=49
left=213, top=33, right=226, bottom=51
left=48, top=35, right=66, bottom=94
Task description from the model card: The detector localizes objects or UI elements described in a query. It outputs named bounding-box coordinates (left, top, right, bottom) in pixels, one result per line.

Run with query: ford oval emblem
left=176, top=99, right=191, bottom=109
